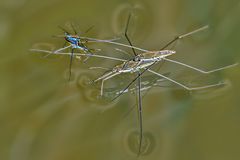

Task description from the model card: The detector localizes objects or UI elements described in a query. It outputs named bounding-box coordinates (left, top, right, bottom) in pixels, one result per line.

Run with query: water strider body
left=64, top=32, right=90, bottom=52
left=94, top=50, right=175, bottom=95
left=118, top=50, right=175, bottom=72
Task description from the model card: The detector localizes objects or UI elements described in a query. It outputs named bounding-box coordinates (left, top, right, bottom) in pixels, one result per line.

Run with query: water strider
left=92, top=15, right=237, bottom=99
left=34, top=24, right=120, bottom=81
left=92, top=14, right=238, bottom=156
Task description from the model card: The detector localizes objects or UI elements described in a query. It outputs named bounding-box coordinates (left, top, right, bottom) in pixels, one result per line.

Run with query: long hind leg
left=163, top=58, right=238, bottom=74
left=148, top=69, right=224, bottom=91
left=68, top=48, right=74, bottom=81
left=160, top=25, right=209, bottom=50
left=124, top=13, right=137, bottom=57
left=136, top=71, right=143, bottom=156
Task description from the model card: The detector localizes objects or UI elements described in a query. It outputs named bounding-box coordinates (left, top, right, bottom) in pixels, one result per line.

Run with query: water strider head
left=157, top=50, right=176, bottom=58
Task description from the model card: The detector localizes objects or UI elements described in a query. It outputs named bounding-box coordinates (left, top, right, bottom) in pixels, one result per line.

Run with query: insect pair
left=31, top=15, right=238, bottom=156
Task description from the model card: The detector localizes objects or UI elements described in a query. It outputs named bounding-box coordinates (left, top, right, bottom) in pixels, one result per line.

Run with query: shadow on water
left=1, top=0, right=240, bottom=160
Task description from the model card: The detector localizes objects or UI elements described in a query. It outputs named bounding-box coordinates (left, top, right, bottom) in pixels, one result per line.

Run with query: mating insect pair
left=31, top=15, right=238, bottom=156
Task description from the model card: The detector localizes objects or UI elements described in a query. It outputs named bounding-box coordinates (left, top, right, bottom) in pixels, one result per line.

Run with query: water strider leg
left=70, top=22, right=78, bottom=35
left=83, top=38, right=148, bottom=52
left=114, top=48, right=132, bottom=58
left=84, top=25, right=94, bottom=34
left=136, top=71, right=143, bottom=156
left=124, top=13, right=137, bottom=57
left=89, top=67, right=111, bottom=71
left=31, top=48, right=127, bottom=62
left=54, top=45, right=72, bottom=53
left=82, top=49, right=93, bottom=62
left=68, top=48, right=74, bottom=81
left=160, top=25, right=209, bottom=50
left=42, top=45, right=71, bottom=58
left=93, top=71, right=115, bottom=83
left=163, top=58, right=238, bottom=74
left=148, top=69, right=225, bottom=91
left=80, top=14, right=147, bottom=53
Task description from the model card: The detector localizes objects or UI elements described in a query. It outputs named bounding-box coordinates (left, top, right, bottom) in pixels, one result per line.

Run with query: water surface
left=1, top=0, right=240, bottom=160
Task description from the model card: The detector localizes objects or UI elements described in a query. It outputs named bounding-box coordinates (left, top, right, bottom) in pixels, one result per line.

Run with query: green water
left=1, top=0, right=240, bottom=160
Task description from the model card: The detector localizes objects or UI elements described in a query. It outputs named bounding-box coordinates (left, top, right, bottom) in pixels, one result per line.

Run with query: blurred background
left=0, top=0, right=240, bottom=160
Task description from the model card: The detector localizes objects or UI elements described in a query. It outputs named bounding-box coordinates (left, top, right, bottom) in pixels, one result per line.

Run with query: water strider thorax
left=65, top=35, right=79, bottom=46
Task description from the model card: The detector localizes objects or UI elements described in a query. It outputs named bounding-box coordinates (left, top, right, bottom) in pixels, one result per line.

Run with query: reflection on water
left=1, top=0, right=240, bottom=160
left=125, top=129, right=156, bottom=156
